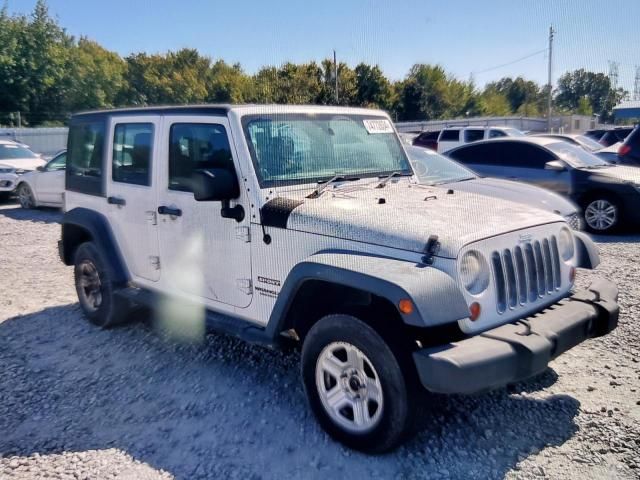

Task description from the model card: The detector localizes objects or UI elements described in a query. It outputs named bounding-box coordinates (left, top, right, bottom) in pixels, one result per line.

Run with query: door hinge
left=235, top=226, right=251, bottom=243
left=149, top=256, right=161, bottom=270
left=146, top=210, right=158, bottom=225
left=236, top=278, right=253, bottom=295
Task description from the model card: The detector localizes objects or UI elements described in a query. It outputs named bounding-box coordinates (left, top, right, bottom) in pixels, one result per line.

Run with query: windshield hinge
left=236, top=278, right=253, bottom=295
left=149, top=256, right=161, bottom=270
left=421, top=235, right=440, bottom=265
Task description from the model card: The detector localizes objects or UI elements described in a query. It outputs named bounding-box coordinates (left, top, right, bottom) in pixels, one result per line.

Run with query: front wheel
left=584, top=197, right=620, bottom=233
left=17, top=183, right=36, bottom=209
left=301, top=314, right=415, bottom=453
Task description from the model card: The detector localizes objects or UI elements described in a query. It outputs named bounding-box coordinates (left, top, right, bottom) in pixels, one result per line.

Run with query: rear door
left=106, top=116, right=161, bottom=282
left=156, top=116, right=252, bottom=308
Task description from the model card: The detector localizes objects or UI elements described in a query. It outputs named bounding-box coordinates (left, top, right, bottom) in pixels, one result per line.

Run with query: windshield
left=242, top=113, right=411, bottom=187
left=0, top=144, right=38, bottom=160
left=575, top=135, right=603, bottom=151
left=407, top=146, right=476, bottom=185
left=547, top=142, right=610, bottom=168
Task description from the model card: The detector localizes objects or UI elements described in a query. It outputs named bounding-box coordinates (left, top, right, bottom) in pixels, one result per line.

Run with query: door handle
left=107, top=196, right=126, bottom=206
left=158, top=206, right=182, bottom=217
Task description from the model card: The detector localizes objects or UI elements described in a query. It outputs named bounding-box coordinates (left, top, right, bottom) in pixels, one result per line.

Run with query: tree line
left=0, top=1, right=628, bottom=127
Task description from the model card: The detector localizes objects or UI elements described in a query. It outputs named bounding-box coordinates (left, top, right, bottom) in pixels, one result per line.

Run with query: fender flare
left=574, top=230, right=600, bottom=269
left=60, top=207, right=130, bottom=286
left=265, top=251, right=470, bottom=337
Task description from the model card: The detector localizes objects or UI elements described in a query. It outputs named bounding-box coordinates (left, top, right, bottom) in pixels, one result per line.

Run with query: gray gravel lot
left=0, top=201, right=638, bottom=480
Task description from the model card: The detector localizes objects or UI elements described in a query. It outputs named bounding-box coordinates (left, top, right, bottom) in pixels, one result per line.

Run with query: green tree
left=253, top=62, right=323, bottom=104
left=354, top=63, right=394, bottom=110
left=206, top=60, right=254, bottom=103
left=483, top=76, right=543, bottom=115
left=555, top=69, right=626, bottom=121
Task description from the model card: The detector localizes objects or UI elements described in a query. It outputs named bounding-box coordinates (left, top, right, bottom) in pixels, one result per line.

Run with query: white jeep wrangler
left=59, top=105, right=619, bottom=452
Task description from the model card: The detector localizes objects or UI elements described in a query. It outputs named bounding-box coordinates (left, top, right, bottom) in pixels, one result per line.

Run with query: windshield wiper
left=376, top=171, right=412, bottom=188
left=307, top=174, right=359, bottom=198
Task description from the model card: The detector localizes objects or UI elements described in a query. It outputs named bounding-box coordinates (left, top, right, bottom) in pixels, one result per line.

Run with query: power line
left=472, top=48, right=548, bottom=75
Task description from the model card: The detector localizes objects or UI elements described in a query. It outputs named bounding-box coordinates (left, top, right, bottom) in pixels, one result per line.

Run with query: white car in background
left=437, top=126, right=525, bottom=153
left=0, top=140, right=47, bottom=200
left=16, top=150, right=66, bottom=209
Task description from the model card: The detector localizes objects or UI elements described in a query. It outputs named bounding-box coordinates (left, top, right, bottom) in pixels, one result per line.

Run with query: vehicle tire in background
left=301, top=314, right=416, bottom=453
left=583, top=195, right=621, bottom=233
left=73, top=242, right=132, bottom=328
left=17, top=183, right=36, bottom=209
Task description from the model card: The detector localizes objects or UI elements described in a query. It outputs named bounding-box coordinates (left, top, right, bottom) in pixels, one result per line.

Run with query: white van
left=437, top=126, right=524, bottom=153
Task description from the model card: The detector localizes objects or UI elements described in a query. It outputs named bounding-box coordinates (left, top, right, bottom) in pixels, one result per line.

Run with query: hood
left=272, top=182, right=564, bottom=258
left=447, top=177, right=578, bottom=216
left=589, top=165, right=640, bottom=183
left=0, top=158, right=46, bottom=171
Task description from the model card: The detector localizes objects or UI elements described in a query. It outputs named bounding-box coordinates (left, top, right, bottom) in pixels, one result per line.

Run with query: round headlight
left=459, top=250, right=490, bottom=295
left=558, top=227, right=574, bottom=262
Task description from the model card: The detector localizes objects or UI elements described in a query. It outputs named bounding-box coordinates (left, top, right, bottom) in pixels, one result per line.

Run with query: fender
left=60, top=207, right=130, bottom=286
left=574, top=231, right=600, bottom=269
left=266, top=251, right=470, bottom=336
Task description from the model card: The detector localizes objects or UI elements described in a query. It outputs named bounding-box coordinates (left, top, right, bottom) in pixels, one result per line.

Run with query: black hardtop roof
left=71, top=104, right=232, bottom=120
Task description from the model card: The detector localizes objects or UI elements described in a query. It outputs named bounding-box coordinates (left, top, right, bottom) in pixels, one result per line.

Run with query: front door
left=37, top=152, right=66, bottom=204
left=106, top=116, right=161, bottom=282
left=156, top=116, right=252, bottom=308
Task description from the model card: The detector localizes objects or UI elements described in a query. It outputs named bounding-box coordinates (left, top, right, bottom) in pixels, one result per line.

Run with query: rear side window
left=464, top=129, right=484, bottom=142
left=67, top=120, right=106, bottom=196
left=449, top=143, right=503, bottom=166
left=112, top=123, right=154, bottom=186
left=499, top=142, right=554, bottom=168
left=489, top=129, right=507, bottom=138
left=439, top=129, right=459, bottom=141
left=169, top=123, right=233, bottom=192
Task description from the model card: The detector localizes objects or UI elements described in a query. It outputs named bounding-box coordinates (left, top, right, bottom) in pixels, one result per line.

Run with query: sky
left=6, top=0, right=640, bottom=91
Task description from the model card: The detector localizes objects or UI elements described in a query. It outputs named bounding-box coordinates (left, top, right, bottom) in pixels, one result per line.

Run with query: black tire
left=582, top=194, right=621, bottom=234
left=301, top=314, right=416, bottom=453
left=17, top=183, right=36, bottom=209
left=73, top=242, right=131, bottom=328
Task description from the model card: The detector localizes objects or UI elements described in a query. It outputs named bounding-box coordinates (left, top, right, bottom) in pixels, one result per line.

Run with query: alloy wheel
left=18, top=184, right=34, bottom=209
left=585, top=199, right=617, bottom=231
left=77, top=260, right=103, bottom=312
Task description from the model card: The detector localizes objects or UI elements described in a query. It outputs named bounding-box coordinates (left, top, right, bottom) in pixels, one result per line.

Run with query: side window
left=112, top=123, right=154, bottom=186
left=449, top=144, right=502, bottom=166
left=489, top=129, right=507, bottom=139
left=439, top=129, right=460, bottom=141
left=169, top=123, right=233, bottom=192
left=464, top=129, right=484, bottom=143
left=67, top=120, right=105, bottom=196
left=46, top=153, right=66, bottom=171
left=500, top=143, right=554, bottom=168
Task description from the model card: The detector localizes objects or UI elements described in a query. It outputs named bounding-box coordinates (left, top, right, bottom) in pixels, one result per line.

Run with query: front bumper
left=0, top=174, right=17, bottom=192
left=413, top=277, right=619, bottom=394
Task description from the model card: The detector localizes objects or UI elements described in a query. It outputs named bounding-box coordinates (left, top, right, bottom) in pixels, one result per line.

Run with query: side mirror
left=36, top=166, right=45, bottom=172
left=544, top=160, right=566, bottom=172
left=192, top=168, right=240, bottom=202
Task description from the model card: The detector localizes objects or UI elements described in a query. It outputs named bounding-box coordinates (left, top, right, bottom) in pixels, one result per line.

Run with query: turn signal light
left=398, top=299, right=414, bottom=315
left=469, top=302, right=481, bottom=321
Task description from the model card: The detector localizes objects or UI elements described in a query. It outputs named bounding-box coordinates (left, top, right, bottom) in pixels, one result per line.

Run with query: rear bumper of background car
left=413, top=277, right=618, bottom=394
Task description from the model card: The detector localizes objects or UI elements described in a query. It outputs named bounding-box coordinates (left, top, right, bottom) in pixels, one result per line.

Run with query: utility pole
left=547, top=25, right=554, bottom=132
left=16, top=111, right=21, bottom=128
left=633, top=66, right=640, bottom=101
left=333, top=50, right=339, bottom=104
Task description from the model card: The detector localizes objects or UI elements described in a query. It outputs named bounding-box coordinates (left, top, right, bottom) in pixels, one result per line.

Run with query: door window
left=489, top=129, right=507, bottom=138
left=439, top=129, right=460, bottom=141
left=464, top=129, right=484, bottom=142
left=45, top=153, right=66, bottom=171
left=449, top=143, right=503, bottom=165
left=112, top=123, right=154, bottom=186
left=499, top=142, right=554, bottom=168
left=168, top=123, right=233, bottom=192
left=67, top=120, right=105, bottom=195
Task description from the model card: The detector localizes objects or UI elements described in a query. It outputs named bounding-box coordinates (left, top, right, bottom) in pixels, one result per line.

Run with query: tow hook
left=515, top=320, right=533, bottom=336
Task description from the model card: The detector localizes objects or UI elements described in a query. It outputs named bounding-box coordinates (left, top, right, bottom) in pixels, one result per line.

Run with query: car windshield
left=407, top=146, right=476, bottom=185
left=0, top=144, right=38, bottom=160
left=547, top=142, right=610, bottom=168
left=575, top=135, right=603, bottom=151
left=242, top=113, right=411, bottom=187
left=502, top=128, right=525, bottom=137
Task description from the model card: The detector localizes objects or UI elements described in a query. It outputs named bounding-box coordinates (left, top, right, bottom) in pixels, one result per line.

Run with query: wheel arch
left=16, top=180, right=38, bottom=206
left=61, top=207, right=130, bottom=286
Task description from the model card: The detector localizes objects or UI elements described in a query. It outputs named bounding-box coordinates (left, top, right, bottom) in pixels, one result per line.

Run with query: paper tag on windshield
left=363, top=119, right=393, bottom=134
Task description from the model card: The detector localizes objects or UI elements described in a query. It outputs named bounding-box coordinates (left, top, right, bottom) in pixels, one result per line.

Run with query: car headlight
left=558, top=227, right=575, bottom=262
left=0, top=165, right=15, bottom=174
left=459, top=250, right=490, bottom=295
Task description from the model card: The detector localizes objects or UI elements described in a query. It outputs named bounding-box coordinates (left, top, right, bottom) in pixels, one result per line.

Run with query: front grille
left=564, top=213, right=583, bottom=231
left=492, top=236, right=562, bottom=314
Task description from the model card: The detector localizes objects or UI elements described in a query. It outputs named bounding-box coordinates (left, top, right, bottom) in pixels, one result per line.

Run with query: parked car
left=598, top=127, right=634, bottom=147
left=0, top=140, right=46, bottom=199
left=532, top=133, right=603, bottom=152
left=16, top=150, right=66, bottom=208
left=583, top=129, right=608, bottom=142
left=447, top=137, right=640, bottom=233
left=406, top=145, right=583, bottom=229
left=595, top=142, right=623, bottom=164
left=412, top=130, right=440, bottom=150
left=616, top=125, right=640, bottom=166
left=59, top=105, right=617, bottom=452
left=437, top=126, right=524, bottom=153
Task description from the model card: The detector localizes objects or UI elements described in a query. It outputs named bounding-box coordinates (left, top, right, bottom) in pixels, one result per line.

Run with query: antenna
left=547, top=25, right=554, bottom=132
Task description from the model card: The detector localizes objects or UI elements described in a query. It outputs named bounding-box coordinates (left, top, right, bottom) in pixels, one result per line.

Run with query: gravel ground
left=0, top=201, right=638, bottom=480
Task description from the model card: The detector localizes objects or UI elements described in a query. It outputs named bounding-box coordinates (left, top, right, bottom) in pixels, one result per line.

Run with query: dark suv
left=617, top=125, right=640, bottom=166
left=599, top=127, right=634, bottom=147
left=447, top=137, right=640, bottom=233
